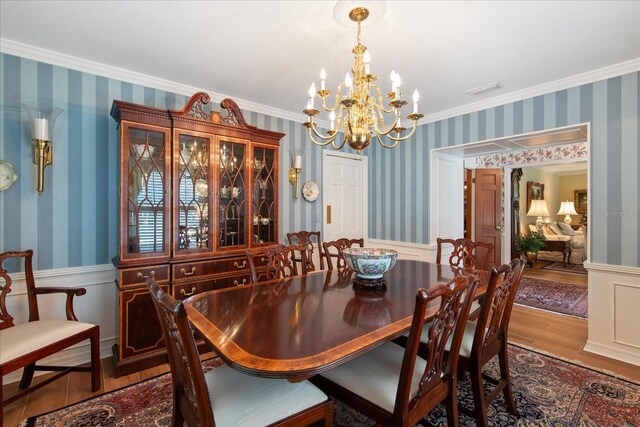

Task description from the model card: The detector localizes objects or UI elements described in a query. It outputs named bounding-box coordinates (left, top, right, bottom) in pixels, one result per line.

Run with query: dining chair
left=322, top=238, right=364, bottom=270
left=0, top=250, right=101, bottom=407
left=436, top=237, right=495, bottom=270
left=311, top=274, right=479, bottom=427
left=452, top=257, right=526, bottom=427
left=245, top=244, right=307, bottom=283
left=147, top=278, right=333, bottom=427
left=286, top=230, right=324, bottom=272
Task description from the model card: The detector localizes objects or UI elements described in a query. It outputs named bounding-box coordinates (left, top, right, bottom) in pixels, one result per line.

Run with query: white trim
left=0, top=38, right=331, bottom=129
left=584, top=262, right=640, bottom=276
left=421, top=58, right=640, bottom=125
left=3, top=38, right=636, bottom=131
left=583, top=340, right=640, bottom=367
left=7, top=263, right=116, bottom=296
left=2, top=336, right=117, bottom=385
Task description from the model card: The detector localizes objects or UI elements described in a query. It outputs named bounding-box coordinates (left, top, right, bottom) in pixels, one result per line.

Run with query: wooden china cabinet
left=110, top=92, right=283, bottom=376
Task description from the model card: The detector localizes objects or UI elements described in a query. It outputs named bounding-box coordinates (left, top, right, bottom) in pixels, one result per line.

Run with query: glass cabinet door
left=251, top=145, right=278, bottom=245
left=122, top=122, right=171, bottom=261
left=173, top=130, right=213, bottom=257
left=216, top=138, right=248, bottom=249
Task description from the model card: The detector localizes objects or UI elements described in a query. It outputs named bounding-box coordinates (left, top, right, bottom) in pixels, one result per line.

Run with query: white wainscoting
left=366, top=239, right=438, bottom=262
left=2, top=264, right=117, bottom=385
left=584, top=262, right=640, bottom=366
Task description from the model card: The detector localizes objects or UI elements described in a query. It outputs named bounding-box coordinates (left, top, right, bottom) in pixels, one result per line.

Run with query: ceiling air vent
left=465, top=82, right=501, bottom=95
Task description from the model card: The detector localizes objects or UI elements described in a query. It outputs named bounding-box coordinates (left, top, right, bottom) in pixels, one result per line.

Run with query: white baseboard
left=584, top=340, right=640, bottom=367
left=2, top=337, right=117, bottom=385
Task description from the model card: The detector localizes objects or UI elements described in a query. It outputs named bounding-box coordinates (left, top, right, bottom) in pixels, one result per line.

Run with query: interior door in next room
left=474, top=168, right=502, bottom=266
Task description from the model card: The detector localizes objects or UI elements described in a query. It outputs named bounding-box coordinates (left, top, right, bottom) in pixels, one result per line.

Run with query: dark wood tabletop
left=184, top=259, right=488, bottom=380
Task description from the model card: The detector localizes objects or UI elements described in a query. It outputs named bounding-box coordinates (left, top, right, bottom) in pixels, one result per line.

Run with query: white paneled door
left=322, top=151, right=366, bottom=243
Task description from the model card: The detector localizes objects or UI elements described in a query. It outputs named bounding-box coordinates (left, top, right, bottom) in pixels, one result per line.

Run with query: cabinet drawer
left=172, top=256, right=257, bottom=282
left=173, top=274, right=252, bottom=301
left=212, top=273, right=252, bottom=289
left=118, top=264, right=170, bottom=288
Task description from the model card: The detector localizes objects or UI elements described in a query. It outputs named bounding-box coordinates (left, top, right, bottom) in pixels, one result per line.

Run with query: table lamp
left=527, top=199, right=550, bottom=231
left=557, top=200, right=578, bottom=225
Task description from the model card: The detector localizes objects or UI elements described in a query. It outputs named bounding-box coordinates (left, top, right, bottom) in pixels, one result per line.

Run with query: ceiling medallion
left=303, top=5, right=423, bottom=152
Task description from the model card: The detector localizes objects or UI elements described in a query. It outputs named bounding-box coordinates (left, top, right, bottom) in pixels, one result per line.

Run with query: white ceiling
left=1, top=1, right=639, bottom=122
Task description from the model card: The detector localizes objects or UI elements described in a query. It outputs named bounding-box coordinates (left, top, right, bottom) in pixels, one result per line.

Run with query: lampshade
left=557, top=201, right=578, bottom=216
left=527, top=199, right=551, bottom=217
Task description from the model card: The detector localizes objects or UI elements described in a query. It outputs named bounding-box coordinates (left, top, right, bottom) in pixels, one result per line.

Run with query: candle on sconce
left=32, top=118, right=49, bottom=141
left=344, top=73, right=353, bottom=95
left=294, top=155, right=302, bottom=169
left=320, top=68, right=326, bottom=91
left=412, top=89, right=420, bottom=114
left=329, top=111, right=336, bottom=131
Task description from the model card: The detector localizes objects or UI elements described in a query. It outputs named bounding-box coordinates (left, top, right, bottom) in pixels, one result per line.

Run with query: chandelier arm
left=375, top=132, right=401, bottom=149
left=306, top=125, right=337, bottom=146
left=370, top=108, right=401, bottom=137
left=378, top=120, right=418, bottom=148
left=319, top=83, right=346, bottom=112
left=370, top=85, right=396, bottom=114
left=331, top=135, right=347, bottom=150
left=307, top=122, right=338, bottom=143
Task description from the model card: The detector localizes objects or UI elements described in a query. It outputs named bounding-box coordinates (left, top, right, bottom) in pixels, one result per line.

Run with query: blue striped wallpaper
left=1, top=52, right=638, bottom=269
left=0, top=53, right=326, bottom=270
left=367, top=71, right=640, bottom=267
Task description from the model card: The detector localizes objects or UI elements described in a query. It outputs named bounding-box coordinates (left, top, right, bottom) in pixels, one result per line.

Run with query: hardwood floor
left=3, top=265, right=638, bottom=426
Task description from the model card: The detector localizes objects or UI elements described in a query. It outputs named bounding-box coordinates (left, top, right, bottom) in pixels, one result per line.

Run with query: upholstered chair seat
left=318, top=343, right=427, bottom=413
left=0, top=320, right=95, bottom=364
left=204, top=364, right=328, bottom=426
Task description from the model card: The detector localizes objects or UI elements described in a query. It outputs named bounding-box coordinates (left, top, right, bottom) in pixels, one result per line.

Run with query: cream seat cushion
left=419, top=320, right=479, bottom=358
left=318, top=342, right=427, bottom=413
left=205, top=364, right=327, bottom=427
left=0, top=320, right=95, bottom=364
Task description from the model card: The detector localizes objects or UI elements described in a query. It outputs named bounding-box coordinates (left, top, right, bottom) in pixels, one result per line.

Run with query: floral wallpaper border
left=477, top=142, right=588, bottom=168
left=476, top=141, right=588, bottom=230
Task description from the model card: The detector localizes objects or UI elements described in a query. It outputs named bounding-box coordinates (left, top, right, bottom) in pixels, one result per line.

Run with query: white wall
left=558, top=173, right=587, bottom=224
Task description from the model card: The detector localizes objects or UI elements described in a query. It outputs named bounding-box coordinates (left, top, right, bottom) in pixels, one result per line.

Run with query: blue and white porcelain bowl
left=342, top=248, right=398, bottom=280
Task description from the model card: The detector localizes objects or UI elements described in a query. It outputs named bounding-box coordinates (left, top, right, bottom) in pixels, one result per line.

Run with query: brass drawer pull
left=233, top=279, right=247, bottom=286
left=180, top=267, right=197, bottom=276
left=136, top=270, right=155, bottom=279
left=261, top=257, right=268, bottom=262
left=180, top=287, right=197, bottom=297
left=234, top=260, right=247, bottom=269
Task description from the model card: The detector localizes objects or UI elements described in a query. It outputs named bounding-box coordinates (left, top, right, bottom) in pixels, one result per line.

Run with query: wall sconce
left=288, top=151, right=303, bottom=200
left=21, top=102, right=63, bottom=195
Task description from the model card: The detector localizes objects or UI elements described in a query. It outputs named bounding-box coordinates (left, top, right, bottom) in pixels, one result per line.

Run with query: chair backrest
left=245, top=244, right=307, bottom=283
left=470, top=257, right=526, bottom=360
left=436, top=237, right=495, bottom=270
left=287, top=230, right=324, bottom=271
left=322, top=238, right=364, bottom=270
left=395, top=274, right=479, bottom=423
left=0, top=250, right=39, bottom=329
left=147, top=278, right=214, bottom=427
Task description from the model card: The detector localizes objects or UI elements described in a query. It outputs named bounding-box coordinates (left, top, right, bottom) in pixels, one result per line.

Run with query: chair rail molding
left=583, top=262, right=640, bottom=366
left=2, top=263, right=118, bottom=385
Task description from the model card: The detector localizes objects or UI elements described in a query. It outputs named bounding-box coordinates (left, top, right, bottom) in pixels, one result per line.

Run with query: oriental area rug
left=22, top=345, right=639, bottom=427
left=541, top=261, right=588, bottom=275
left=515, top=276, right=588, bottom=318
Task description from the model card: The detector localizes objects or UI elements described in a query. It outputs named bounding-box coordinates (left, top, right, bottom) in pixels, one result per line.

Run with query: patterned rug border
left=514, top=301, right=589, bottom=320
left=516, top=276, right=588, bottom=318
left=508, top=341, right=640, bottom=386
left=21, top=345, right=640, bottom=426
left=540, top=260, right=588, bottom=275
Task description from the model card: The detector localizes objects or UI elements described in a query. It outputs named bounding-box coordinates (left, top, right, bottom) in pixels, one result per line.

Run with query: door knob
left=496, top=225, right=502, bottom=230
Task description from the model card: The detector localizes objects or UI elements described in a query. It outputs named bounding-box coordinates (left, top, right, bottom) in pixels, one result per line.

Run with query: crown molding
left=0, top=38, right=329, bottom=128
left=420, top=57, right=640, bottom=125
left=2, top=38, right=636, bottom=130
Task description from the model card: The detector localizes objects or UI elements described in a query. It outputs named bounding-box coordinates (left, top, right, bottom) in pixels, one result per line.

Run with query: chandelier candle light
left=303, top=7, right=423, bottom=152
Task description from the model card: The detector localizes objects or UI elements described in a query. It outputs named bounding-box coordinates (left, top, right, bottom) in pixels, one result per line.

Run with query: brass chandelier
left=303, top=7, right=423, bottom=152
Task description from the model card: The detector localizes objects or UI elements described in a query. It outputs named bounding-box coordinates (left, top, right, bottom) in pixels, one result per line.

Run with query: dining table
left=184, top=259, right=489, bottom=381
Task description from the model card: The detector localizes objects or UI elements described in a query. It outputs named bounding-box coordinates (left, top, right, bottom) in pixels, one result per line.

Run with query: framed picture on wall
left=526, top=181, right=545, bottom=212
left=574, top=189, right=588, bottom=214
